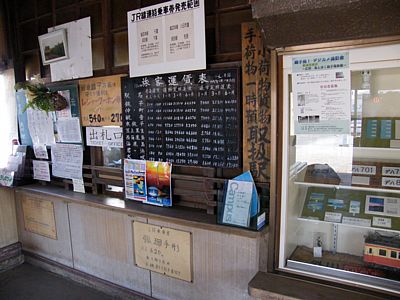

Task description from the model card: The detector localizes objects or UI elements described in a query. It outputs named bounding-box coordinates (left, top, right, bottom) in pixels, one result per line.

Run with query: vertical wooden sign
left=242, top=22, right=271, bottom=183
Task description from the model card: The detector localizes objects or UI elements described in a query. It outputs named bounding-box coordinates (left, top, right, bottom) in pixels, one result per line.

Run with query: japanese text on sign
left=242, top=23, right=271, bottom=182
left=122, top=69, right=241, bottom=168
left=79, top=75, right=124, bottom=126
left=86, top=127, right=123, bottom=148
left=133, top=221, right=192, bottom=282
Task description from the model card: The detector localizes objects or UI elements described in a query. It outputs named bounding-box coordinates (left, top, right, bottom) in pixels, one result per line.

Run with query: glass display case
left=278, top=42, right=400, bottom=294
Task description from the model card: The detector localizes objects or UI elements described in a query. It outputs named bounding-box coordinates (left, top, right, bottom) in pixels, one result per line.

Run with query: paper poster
left=79, top=75, right=123, bottom=126
left=124, top=159, right=147, bottom=201
left=51, top=143, right=83, bottom=179
left=86, top=127, right=123, bottom=148
left=222, top=180, right=253, bottom=227
left=32, top=160, right=51, bottom=182
left=49, top=17, right=92, bottom=82
left=365, top=195, right=400, bottom=217
left=292, top=52, right=351, bottom=134
left=72, top=179, right=85, bottom=193
left=56, top=117, right=82, bottom=143
left=145, top=161, right=172, bottom=206
left=27, top=108, right=55, bottom=145
left=127, top=0, right=206, bottom=77
left=124, top=159, right=172, bottom=206
left=33, top=144, right=48, bottom=159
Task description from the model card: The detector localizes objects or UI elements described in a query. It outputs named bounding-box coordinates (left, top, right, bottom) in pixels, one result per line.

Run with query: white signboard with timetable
left=127, top=0, right=206, bottom=77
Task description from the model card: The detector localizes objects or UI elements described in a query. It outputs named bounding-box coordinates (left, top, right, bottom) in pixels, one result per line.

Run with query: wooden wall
left=0, top=188, right=18, bottom=248
left=15, top=189, right=263, bottom=299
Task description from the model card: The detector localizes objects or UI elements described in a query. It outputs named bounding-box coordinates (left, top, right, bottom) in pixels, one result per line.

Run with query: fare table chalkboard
left=122, top=68, right=241, bottom=168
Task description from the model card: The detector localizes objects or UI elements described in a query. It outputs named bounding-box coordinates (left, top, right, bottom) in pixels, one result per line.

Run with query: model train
left=363, top=232, right=400, bottom=270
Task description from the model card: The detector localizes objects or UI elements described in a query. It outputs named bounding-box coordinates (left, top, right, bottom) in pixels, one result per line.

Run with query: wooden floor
left=0, top=263, right=123, bottom=300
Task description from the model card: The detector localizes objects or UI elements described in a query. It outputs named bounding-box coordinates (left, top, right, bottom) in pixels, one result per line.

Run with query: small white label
left=351, top=176, right=370, bottom=186
left=372, top=216, right=392, bottom=228
left=390, top=140, right=400, bottom=148
left=73, top=179, right=86, bottom=193
left=382, top=167, right=400, bottom=177
left=324, top=212, right=342, bottom=223
left=342, top=217, right=371, bottom=227
left=257, top=212, right=266, bottom=229
left=382, top=177, right=400, bottom=188
left=313, top=247, right=322, bottom=258
left=352, top=165, right=376, bottom=175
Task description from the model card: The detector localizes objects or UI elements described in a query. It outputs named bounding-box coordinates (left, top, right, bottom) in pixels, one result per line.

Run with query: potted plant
left=15, top=81, right=68, bottom=113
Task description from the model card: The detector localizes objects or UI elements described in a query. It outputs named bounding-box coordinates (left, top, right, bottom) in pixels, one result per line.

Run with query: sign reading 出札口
left=127, top=0, right=206, bottom=77
left=133, top=221, right=192, bottom=282
left=79, top=75, right=124, bottom=126
left=86, top=127, right=123, bottom=148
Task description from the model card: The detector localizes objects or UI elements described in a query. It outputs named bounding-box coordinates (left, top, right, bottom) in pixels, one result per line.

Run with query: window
left=391, top=251, right=397, bottom=259
left=379, top=249, right=387, bottom=257
left=369, top=248, right=372, bottom=254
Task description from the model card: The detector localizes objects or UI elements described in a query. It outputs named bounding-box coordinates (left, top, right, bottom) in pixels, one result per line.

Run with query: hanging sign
left=79, top=75, right=124, bottom=126
left=292, top=52, right=351, bottom=134
left=127, top=0, right=206, bottom=77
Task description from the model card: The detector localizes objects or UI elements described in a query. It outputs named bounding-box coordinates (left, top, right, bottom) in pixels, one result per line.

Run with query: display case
left=278, top=42, right=400, bottom=295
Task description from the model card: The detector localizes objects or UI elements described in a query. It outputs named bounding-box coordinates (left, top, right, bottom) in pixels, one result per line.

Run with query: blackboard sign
left=122, top=68, right=241, bottom=168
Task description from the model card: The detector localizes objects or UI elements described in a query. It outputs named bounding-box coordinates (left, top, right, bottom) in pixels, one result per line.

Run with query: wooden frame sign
left=79, top=75, right=124, bottom=126
left=133, top=221, right=192, bottom=282
left=22, top=197, right=57, bottom=240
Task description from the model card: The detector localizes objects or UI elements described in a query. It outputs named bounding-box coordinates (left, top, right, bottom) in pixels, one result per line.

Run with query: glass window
left=391, top=251, right=397, bottom=258
left=279, top=43, right=400, bottom=294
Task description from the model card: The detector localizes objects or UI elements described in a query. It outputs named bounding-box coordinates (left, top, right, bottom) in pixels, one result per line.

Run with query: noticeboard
left=122, top=68, right=241, bottom=168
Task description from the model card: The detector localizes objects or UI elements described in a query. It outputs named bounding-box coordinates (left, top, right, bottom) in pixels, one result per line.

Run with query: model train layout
left=364, top=232, right=400, bottom=270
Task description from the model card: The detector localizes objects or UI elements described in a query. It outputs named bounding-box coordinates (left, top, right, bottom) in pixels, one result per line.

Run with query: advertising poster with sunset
left=145, top=161, right=172, bottom=206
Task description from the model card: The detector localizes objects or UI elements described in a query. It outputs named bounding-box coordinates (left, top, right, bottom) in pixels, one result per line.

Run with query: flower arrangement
left=15, top=81, right=68, bottom=113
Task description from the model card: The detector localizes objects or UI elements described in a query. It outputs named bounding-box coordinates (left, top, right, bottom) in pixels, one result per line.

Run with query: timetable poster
left=122, top=68, right=241, bottom=168
left=127, top=0, right=206, bottom=77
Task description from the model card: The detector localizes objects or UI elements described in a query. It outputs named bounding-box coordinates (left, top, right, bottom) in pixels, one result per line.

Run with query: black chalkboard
left=122, top=68, right=241, bottom=168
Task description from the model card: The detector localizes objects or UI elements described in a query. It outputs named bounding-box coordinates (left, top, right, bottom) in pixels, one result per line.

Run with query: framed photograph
left=38, top=29, right=69, bottom=65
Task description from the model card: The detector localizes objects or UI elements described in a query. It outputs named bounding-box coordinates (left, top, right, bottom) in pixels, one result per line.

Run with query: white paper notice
left=51, top=144, right=83, bottom=179
left=342, top=217, right=371, bottom=227
left=128, top=0, right=206, bottom=77
left=32, top=160, right=51, bottom=182
left=72, top=179, right=85, bottom=193
left=56, top=117, right=82, bottom=143
left=27, top=108, right=55, bottom=145
left=372, top=216, right=392, bottom=228
left=33, top=144, right=48, bottom=159
left=324, top=212, right=342, bottom=223
left=292, top=52, right=351, bottom=134
left=222, top=180, right=253, bottom=227
left=49, top=17, right=93, bottom=82
left=86, top=127, right=123, bottom=148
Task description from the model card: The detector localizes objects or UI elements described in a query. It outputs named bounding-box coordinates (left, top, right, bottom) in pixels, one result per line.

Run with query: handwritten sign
left=86, top=127, right=123, bottom=148
left=22, top=197, right=57, bottom=239
left=79, top=75, right=124, bottom=126
left=133, top=221, right=192, bottom=282
left=32, top=160, right=51, bottom=182
left=122, top=68, right=241, bottom=168
left=242, top=22, right=271, bottom=182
